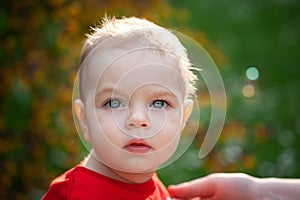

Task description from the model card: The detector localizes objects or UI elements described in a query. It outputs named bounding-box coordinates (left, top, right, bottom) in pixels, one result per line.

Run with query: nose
left=126, top=105, right=150, bottom=129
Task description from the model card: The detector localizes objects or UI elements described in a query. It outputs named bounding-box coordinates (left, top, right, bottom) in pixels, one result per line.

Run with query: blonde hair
left=79, top=16, right=197, bottom=99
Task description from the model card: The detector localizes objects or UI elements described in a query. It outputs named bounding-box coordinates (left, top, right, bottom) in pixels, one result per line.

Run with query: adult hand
left=168, top=173, right=255, bottom=200
left=168, top=173, right=300, bottom=200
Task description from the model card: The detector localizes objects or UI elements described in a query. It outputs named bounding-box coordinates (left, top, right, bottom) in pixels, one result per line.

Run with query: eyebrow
left=95, top=87, right=123, bottom=99
left=97, top=87, right=113, bottom=95
left=95, top=88, right=178, bottom=99
left=149, top=90, right=177, bottom=99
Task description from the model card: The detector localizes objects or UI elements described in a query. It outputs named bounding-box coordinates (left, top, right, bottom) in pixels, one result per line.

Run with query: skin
left=168, top=173, right=300, bottom=200
left=74, top=49, right=193, bottom=184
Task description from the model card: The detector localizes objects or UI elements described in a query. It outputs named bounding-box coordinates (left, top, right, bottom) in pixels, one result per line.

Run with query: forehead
left=105, top=51, right=182, bottom=88
left=83, top=49, right=185, bottom=99
left=102, top=50, right=178, bottom=80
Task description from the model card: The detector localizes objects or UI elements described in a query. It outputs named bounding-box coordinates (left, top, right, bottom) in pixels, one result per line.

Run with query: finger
left=168, top=178, right=214, bottom=199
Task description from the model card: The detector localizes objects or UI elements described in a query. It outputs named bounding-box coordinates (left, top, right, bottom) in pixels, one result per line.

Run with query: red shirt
left=42, top=165, right=170, bottom=200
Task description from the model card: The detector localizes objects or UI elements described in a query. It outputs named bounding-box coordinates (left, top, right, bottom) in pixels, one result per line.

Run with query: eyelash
left=103, top=99, right=123, bottom=109
left=102, top=98, right=173, bottom=109
left=152, top=99, right=172, bottom=108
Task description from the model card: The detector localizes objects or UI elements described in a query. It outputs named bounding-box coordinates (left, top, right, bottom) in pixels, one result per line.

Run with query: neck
left=82, top=151, right=154, bottom=184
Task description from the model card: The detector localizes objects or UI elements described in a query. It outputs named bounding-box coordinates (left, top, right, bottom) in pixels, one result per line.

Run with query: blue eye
left=106, top=99, right=122, bottom=109
left=152, top=100, right=167, bottom=109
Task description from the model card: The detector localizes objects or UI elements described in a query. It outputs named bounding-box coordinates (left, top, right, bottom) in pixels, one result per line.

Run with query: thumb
left=168, top=178, right=214, bottom=199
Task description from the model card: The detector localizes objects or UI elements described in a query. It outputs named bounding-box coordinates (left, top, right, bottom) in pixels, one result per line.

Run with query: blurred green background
left=1, top=0, right=299, bottom=199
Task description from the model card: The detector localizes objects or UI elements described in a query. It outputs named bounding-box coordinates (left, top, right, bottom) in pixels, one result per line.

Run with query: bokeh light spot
left=246, top=66, right=259, bottom=80
left=242, top=84, right=255, bottom=98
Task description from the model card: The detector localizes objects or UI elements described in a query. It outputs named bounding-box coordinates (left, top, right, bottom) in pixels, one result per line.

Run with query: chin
left=116, top=156, right=160, bottom=173
left=132, top=163, right=158, bottom=174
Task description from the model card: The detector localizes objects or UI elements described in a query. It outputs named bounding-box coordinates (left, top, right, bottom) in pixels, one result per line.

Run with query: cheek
left=150, top=114, right=181, bottom=164
left=165, top=109, right=182, bottom=133
left=153, top=110, right=182, bottom=148
left=96, top=113, right=114, bottom=130
left=151, top=108, right=182, bottom=129
left=89, top=111, right=125, bottom=146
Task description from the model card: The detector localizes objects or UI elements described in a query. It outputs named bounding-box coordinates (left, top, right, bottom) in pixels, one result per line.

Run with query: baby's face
left=80, top=49, right=191, bottom=173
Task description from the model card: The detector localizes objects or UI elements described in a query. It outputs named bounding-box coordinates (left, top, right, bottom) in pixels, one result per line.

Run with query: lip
left=124, top=139, right=152, bottom=154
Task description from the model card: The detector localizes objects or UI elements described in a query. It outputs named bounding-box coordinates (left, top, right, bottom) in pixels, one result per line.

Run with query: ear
left=74, top=99, right=90, bottom=141
left=181, top=99, right=193, bottom=128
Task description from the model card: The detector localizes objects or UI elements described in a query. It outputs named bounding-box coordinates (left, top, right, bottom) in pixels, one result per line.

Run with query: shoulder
left=42, top=165, right=122, bottom=199
left=42, top=165, right=86, bottom=200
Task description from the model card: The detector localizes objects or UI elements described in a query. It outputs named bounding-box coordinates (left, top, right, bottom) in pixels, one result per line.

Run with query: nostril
left=141, top=123, right=148, bottom=127
left=126, top=120, right=149, bottom=129
left=126, top=108, right=151, bottom=129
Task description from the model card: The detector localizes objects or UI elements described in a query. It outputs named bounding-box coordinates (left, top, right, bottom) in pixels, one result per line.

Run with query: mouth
left=124, top=139, right=152, bottom=154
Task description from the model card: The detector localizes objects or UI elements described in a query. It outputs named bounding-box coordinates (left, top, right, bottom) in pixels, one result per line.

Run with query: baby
left=43, top=16, right=197, bottom=200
